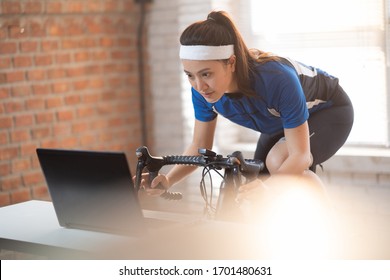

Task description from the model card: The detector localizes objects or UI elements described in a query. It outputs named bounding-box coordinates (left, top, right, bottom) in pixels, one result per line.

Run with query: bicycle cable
left=199, top=163, right=225, bottom=218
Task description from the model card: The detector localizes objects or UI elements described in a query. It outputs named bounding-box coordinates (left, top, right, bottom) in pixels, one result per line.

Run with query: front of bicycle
left=134, top=146, right=264, bottom=222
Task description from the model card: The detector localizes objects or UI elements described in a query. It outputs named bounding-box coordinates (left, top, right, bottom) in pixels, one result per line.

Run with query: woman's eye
left=202, top=72, right=211, bottom=78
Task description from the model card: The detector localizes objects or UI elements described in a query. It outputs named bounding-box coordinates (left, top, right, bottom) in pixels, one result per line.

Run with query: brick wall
left=0, top=0, right=153, bottom=206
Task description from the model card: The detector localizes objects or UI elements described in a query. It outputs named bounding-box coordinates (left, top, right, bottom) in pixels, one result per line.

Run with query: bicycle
left=134, top=146, right=264, bottom=222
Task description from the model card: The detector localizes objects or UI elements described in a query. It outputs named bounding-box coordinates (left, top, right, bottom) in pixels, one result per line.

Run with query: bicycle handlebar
left=135, top=146, right=264, bottom=192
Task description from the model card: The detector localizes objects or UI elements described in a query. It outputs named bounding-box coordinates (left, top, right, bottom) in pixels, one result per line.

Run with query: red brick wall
left=0, top=0, right=153, bottom=206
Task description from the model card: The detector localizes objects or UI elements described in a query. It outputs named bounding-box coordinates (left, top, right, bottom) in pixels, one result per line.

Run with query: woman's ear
left=228, top=55, right=236, bottom=72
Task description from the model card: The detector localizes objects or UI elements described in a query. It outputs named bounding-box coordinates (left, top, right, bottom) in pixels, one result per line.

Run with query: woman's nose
left=195, top=79, right=208, bottom=93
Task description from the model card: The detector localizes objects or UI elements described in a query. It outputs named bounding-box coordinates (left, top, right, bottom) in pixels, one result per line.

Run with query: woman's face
left=182, top=57, right=236, bottom=103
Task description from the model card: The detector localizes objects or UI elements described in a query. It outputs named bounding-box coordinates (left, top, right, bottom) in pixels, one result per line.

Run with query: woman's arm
left=265, top=121, right=312, bottom=175
left=152, top=118, right=217, bottom=189
left=277, top=121, right=312, bottom=174
left=237, top=121, right=312, bottom=201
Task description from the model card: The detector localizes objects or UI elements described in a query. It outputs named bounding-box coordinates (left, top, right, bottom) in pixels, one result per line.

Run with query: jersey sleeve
left=191, top=88, right=218, bottom=122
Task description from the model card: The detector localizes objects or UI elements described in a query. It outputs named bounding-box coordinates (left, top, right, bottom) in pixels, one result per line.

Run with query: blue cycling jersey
left=192, top=57, right=340, bottom=135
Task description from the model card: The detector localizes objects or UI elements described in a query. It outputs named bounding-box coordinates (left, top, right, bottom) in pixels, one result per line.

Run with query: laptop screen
left=36, top=148, right=145, bottom=236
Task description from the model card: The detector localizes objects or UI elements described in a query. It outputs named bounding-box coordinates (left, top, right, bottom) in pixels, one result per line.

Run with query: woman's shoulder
left=253, top=57, right=295, bottom=73
left=252, top=58, right=297, bottom=88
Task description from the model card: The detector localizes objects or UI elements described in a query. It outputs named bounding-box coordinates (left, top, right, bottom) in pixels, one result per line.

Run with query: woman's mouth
left=202, top=91, right=213, bottom=98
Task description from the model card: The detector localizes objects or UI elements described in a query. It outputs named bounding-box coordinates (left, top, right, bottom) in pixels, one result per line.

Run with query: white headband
left=179, top=44, right=234, bottom=60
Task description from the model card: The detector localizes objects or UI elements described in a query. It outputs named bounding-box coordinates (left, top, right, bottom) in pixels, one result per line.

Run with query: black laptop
left=36, top=148, right=172, bottom=236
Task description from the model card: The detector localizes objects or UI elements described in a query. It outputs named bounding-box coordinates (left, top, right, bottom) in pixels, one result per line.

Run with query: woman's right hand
left=136, top=173, right=170, bottom=196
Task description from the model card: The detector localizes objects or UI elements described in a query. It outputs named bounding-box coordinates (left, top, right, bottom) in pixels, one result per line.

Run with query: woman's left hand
left=237, top=178, right=268, bottom=203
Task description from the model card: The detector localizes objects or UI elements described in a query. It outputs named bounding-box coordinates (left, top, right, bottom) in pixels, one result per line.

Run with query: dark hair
left=180, top=11, right=278, bottom=97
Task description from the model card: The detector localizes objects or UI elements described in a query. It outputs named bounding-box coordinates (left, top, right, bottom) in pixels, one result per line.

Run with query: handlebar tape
left=163, top=155, right=206, bottom=166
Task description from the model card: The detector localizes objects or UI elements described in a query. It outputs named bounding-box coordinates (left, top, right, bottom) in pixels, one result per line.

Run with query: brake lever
left=135, top=146, right=183, bottom=200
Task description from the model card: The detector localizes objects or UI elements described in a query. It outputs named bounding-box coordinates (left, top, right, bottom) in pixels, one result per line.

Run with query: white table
left=0, top=200, right=304, bottom=260
left=0, top=201, right=133, bottom=258
left=0, top=200, right=200, bottom=259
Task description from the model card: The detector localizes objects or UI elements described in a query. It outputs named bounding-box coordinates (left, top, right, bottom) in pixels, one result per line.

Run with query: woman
left=144, top=11, right=353, bottom=197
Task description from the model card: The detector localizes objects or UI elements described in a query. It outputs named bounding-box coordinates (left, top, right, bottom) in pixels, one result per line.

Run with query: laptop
left=36, top=148, right=183, bottom=236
